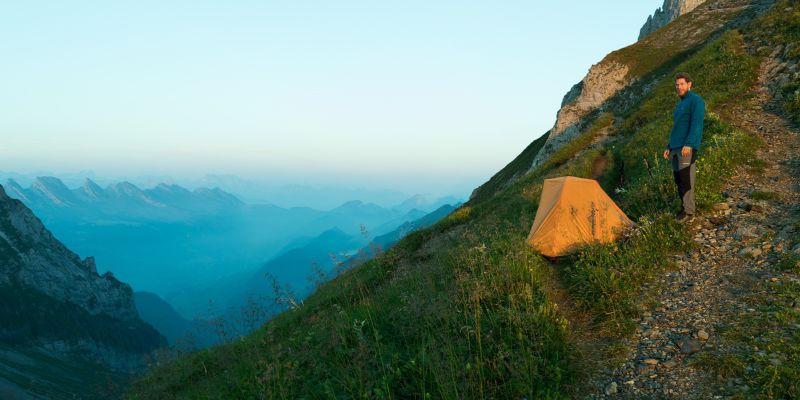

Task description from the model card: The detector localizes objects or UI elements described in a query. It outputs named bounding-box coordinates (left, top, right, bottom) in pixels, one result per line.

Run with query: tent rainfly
left=526, top=176, right=633, bottom=257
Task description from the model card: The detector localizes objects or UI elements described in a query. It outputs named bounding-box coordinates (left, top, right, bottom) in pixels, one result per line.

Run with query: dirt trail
left=585, top=57, right=800, bottom=399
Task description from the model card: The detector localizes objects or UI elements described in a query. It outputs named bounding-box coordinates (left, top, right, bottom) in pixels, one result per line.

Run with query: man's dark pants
left=670, top=148, right=696, bottom=215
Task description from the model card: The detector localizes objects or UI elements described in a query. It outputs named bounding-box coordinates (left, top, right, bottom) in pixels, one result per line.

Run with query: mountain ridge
left=471, top=0, right=766, bottom=204
left=639, top=0, right=707, bottom=40
left=0, top=182, right=163, bottom=343
left=0, top=182, right=167, bottom=398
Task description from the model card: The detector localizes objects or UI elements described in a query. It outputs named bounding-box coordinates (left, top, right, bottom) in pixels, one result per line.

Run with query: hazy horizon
left=1, top=1, right=659, bottom=202
left=0, top=168, right=468, bottom=209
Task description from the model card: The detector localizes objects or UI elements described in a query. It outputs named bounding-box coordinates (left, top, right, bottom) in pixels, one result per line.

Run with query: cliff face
left=518, top=0, right=759, bottom=182
left=0, top=184, right=136, bottom=320
left=529, top=60, right=629, bottom=168
left=468, top=0, right=766, bottom=203
left=0, top=184, right=165, bottom=370
left=640, top=0, right=708, bottom=40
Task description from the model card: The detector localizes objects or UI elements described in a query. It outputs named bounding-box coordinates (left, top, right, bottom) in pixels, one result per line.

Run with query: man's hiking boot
left=675, top=211, right=694, bottom=222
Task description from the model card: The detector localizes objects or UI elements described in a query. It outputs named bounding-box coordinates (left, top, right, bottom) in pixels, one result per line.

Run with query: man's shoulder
left=689, top=90, right=705, bottom=103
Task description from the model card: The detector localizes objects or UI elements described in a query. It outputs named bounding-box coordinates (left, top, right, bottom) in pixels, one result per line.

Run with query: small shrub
left=750, top=190, right=779, bottom=201
left=776, top=253, right=800, bottom=272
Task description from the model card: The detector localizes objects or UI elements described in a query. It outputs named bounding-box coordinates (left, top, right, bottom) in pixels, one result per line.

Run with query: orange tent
left=526, top=176, right=633, bottom=257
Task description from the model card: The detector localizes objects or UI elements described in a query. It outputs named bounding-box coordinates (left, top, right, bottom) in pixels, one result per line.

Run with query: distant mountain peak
left=109, top=181, right=143, bottom=193
left=331, top=200, right=378, bottom=213
left=154, top=183, right=191, bottom=194
left=31, top=176, right=75, bottom=206
left=395, top=194, right=427, bottom=209
left=3, top=178, right=29, bottom=202
left=5, top=175, right=246, bottom=219
left=81, top=178, right=106, bottom=199
left=108, top=181, right=166, bottom=208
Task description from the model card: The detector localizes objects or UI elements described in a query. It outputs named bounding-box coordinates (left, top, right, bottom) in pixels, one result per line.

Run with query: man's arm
left=684, top=97, right=705, bottom=150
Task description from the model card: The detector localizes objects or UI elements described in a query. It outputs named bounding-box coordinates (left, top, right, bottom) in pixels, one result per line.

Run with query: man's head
left=675, top=72, right=693, bottom=97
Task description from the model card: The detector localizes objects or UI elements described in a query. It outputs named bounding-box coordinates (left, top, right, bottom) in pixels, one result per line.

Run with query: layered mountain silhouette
left=4, top=176, right=458, bottom=315
left=4, top=177, right=243, bottom=221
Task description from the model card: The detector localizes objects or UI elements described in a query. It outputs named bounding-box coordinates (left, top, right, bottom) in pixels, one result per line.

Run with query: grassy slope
left=127, top=3, right=783, bottom=399
left=0, top=343, right=132, bottom=400
left=468, top=0, right=755, bottom=205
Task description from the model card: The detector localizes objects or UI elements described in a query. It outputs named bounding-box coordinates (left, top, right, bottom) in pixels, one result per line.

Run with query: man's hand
left=663, top=149, right=670, bottom=159
left=681, top=146, right=692, bottom=157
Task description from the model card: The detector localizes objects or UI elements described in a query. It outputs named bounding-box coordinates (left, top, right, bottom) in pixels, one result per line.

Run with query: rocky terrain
left=1, top=184, right=140, bottom=321
left=473, top=0, right=765, bottom=198
left=0, top=184, right=166, bottom=398
left=639, top=0, right=708, bottom=40
left=587, top=53, right=799, bottom=399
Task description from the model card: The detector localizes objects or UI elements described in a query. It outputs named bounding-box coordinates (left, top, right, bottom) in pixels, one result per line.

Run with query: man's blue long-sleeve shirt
left=667, top=90, right=705, bottom=150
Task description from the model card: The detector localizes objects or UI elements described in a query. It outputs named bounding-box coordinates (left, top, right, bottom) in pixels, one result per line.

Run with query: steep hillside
left=472, top=0, right=763, bottom=203
left=370, top=204, right=459, bottom=251
left=128, top=0, right=798, bottom=398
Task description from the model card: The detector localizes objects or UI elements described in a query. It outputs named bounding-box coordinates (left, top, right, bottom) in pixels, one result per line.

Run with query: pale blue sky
left=0, top=1, right=659, bottom=198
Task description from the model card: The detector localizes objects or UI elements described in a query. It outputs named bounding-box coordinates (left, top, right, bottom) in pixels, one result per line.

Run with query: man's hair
left=675, top=72, right=692, bottom=83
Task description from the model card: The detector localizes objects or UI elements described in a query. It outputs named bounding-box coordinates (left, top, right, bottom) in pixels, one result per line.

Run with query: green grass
left=126, top=5, right=786, bottom=399
left=558, top=214, right=693, bottom=334
left=539, top=113, right=614, bottom=171
left=704, top=277, right=800, bottom=399
left=745, top=0, right=800, bottom=126
left=605, top=0, right=752, bottom=81
left=750, top=190, right=779, bottom=201
left=746, top=158, right=767, bottom=174
left=129, top=227, right=575, bottom=399
left=777, top=253, right=800, bottom=273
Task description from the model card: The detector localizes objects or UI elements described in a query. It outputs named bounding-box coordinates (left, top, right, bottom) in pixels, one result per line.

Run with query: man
left=663, top=72, right=704, bottom=222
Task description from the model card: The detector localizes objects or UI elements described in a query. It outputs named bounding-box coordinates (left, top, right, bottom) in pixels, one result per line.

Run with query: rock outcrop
left=639, top=0, right=708, bottom=40
left=527, top=0, right=756, bottom=171
left=530, top=60, right=629, bottom=167
left=0, top=184, right=136, bottom=320
left=470, top=0, right=766, bottom=203
left=0, top=183, right=165, bottom=369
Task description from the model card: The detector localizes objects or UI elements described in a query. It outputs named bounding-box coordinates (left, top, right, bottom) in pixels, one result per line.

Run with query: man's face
left=676, top=78, right=692, bottom=97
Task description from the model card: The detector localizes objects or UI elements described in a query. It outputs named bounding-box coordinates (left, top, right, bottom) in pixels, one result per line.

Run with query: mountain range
left=0, top=176, right=460, bottom=397
left=3, top=177, right=242, bottom=221
left=3, top=176, right=461, bottom=318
